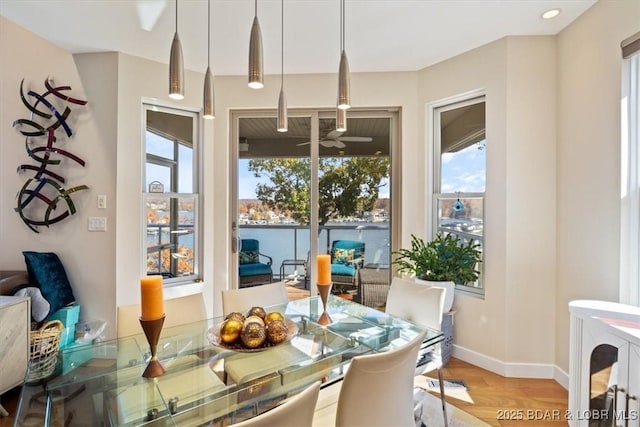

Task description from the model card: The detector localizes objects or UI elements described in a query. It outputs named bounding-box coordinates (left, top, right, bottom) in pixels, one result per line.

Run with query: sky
left=239, top=140, right=485, bottom=199
left=146, top=130, right=485, bottom=199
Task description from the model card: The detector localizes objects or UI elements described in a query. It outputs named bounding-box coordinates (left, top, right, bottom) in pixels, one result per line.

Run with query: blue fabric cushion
left=239, top=263, right=272, bottom=277
left=22, top=251, right=76, bottom=316
left=331, top=263, right=356, bottom=276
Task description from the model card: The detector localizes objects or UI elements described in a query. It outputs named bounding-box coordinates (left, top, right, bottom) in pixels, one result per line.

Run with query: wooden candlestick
left=318, top=282, right=333, bottom=325
left=140, top=315, right=166, bottom=378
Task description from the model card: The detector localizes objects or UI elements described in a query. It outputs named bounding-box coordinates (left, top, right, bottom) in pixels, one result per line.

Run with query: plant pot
left=414, top=278, right=454, bottom=313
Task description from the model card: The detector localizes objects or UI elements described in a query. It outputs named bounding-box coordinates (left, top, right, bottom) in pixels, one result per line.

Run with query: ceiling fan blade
left=325, top=130, right=344, bottom=140
left=338, top=136, right=373, bottom=142
left=320, top=140, right=335, bottom=148
left=296, top=141, right=311, bottom=146
left=333, top=140, right=346, bottom=149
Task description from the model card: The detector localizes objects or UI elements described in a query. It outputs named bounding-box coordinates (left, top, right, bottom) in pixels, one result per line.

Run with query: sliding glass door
left=231, top=109, right=397, bottom=306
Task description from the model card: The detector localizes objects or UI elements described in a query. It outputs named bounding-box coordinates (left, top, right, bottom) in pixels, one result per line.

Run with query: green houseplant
left=392, top=233, right=482, bottom=312
left=392, top=233, right=482, bottom=284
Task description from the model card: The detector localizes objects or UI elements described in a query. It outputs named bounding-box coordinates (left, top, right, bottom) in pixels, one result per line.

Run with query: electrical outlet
left=88, top=217, right=107, bottom=232
left=97, top=195, right=107, bottom=209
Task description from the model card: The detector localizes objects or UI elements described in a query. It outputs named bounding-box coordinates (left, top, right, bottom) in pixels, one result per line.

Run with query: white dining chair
left=117, top=292, right=207, bottom=338
left=313, top=329, right=427, bottom=427
left=385, top=276, right=448, bottom=427
left=221, top=281, right=288, bottom=315
left=229, top=381, right=321, bottom=427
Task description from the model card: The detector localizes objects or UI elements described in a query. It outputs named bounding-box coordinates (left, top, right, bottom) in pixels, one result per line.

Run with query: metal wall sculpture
left=12, top=78, right=89, bottom=233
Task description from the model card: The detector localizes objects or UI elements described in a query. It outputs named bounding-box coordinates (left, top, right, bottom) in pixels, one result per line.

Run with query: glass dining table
left=14, top=294, right=443, bottom=426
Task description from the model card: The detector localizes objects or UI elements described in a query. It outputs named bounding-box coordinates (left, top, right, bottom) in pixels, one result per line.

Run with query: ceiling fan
left=296, top=130, right=373, bottom=149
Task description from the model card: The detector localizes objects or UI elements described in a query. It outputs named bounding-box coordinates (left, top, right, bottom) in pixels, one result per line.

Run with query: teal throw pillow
left=22, top=251, right=76, bottom=316
left=239, top=250, right=259, bottom=264
left=333, top=248, right=355, bottom=265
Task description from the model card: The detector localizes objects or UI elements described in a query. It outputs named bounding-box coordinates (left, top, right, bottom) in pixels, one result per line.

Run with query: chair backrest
left=116, top=293, right=207, bottom=338
left=330, top=240, right=365, bottom=264
left=221, top=281, right=288, bottom=315
left=385, top=276, right=445, bottom=331
left=335, top=330, right=427, bottom=427
left=229, top=381, right=320, bottom=427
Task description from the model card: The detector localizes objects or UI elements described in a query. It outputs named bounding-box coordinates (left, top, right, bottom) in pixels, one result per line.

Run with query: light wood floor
left=436, top=358, right=568, bottom=426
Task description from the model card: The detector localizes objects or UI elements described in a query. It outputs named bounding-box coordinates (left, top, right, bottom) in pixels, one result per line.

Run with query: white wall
left=555, top=0, right=640, bottom=373
left=416, top=36, right=558, bottom=371
left=0, top=17, right=117, bottom=335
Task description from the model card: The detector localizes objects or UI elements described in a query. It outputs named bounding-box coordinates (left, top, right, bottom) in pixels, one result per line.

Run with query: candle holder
left=317, top=283, right=333, bottom=325
left=139, top=315, right=166, bottom=378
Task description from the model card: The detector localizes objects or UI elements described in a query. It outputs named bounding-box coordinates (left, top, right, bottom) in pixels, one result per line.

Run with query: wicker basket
left=28, top=320, right=63, bottom=382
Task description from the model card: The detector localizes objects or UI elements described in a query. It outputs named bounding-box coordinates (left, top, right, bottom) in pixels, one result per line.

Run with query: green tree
left=248, top=156, right=389, bottom=225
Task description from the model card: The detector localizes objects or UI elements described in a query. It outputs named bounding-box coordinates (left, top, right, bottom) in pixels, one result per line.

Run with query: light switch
left=88, top=217, right=107, bottom=232
left=97, top=195, right=107, bottom=209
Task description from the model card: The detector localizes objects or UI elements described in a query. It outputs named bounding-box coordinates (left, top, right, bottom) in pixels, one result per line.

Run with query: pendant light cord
left=340, top=0, right=345, bottom=52
left=176, top=0, right=179, bottom=32
left=254, top=0, right=258, bottom=17
left=207, top=0, right=211, bottom=66
left=281, top=0, right=284, bottom=87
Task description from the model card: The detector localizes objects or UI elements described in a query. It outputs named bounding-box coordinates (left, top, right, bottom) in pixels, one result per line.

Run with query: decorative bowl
left=207, top=319, right=298, bottom=352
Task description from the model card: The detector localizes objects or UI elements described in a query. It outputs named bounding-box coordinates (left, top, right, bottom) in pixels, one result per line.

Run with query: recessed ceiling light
left=541, top=8, right=561, bottom=19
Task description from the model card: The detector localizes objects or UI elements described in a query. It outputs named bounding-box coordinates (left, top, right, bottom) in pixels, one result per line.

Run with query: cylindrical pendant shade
left=203, top=66, right=215, bottom=119
left=277, top=87, right=288, bottom=132
left=169, top=31, right=184, bottom=99
left=248, top=16, right=264, bottom=89
left=337, top=50, right=350, bottom=109
left=336, top=108, right=347, bottom=132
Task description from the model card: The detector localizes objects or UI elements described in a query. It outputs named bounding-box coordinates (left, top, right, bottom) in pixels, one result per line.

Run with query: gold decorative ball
left=265, top=311, right=285, bottom=325
left=244, top=315, right=265, bottom=327
left=247, top=306, right=267, bottom=320
left=225, top=312, right=245, bottom=323
left=266, top=319, right=288, bottom=344
left=241, top=322, right=267, bottom=348
left=219, top=319, right=243, bottom=345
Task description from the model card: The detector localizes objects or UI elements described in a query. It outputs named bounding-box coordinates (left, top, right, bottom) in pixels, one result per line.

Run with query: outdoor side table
left=279, top=259, right=307, bottom=289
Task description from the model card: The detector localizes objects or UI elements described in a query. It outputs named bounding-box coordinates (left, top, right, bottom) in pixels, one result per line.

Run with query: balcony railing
left=238, top=223, right=391, bottom=280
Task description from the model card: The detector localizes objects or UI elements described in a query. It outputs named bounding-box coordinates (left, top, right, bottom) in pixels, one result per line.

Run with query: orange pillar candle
left=140, top=276, right=164, bottom=320
left=317, top=254, right=331, bottom=285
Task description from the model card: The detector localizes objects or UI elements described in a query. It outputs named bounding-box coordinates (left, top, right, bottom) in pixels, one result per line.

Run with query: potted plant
left=392, top=233, right=482, bottom=311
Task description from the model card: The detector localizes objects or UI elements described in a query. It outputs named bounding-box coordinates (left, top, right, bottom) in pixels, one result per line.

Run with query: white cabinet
left=0, top=296, right=30, bottom=416
left=569, top=300, right=640, bottom=427
left=615, top=343, right=640, bottom=427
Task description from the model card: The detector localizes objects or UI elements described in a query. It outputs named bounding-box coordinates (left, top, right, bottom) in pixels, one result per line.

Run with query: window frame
left=429, top=91, right=486, bottom=297
left=142, top=103, right=202, bottom=286
left=621, top=49, right=640, bottom=307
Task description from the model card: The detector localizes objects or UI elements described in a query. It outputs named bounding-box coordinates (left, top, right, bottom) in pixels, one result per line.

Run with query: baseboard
left=452, top=344, right=569, bottom=390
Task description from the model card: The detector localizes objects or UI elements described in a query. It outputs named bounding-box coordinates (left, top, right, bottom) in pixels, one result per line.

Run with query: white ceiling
left=0, top=0, right=596, bottom=76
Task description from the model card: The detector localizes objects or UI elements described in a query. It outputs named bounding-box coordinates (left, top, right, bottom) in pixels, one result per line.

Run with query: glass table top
left=15, top=295, right=443, bottom=426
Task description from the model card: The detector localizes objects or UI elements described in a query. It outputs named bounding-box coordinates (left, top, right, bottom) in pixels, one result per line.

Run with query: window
left=143, top=104, right=200, bottom=284
left=621, top=33, right=640, bottom=306
left=432, top=94, right=485, bottom=295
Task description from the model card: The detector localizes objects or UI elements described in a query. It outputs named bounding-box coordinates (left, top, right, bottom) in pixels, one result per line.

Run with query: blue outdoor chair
left=238, top=239, right=273, bottom=288
left=330, top=240, right=365, bottom=293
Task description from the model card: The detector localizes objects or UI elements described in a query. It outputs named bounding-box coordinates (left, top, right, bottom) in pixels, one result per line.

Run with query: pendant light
left=336, top=107, right=347, bottom=132
left=337, top=0, right=350, bottom=110
left=203, top=0, right=215, bottom=119
left=169, top=0, right=184, bottom=100
left=248, top=0, right=264, bottom=89
left=276, top=0, right=287, bottom=132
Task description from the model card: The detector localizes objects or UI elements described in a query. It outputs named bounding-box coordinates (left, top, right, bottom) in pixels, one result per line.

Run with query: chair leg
left=437, top=367, right=449, bottom=427
left=0, top=403, right=9, bottom=417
